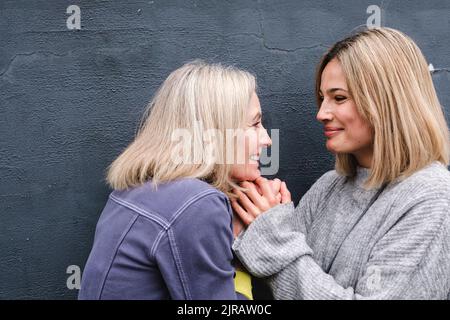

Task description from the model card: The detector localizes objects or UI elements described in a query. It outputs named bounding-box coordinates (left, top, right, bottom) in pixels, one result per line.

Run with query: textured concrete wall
left=1, top=0, right=449, bottom=299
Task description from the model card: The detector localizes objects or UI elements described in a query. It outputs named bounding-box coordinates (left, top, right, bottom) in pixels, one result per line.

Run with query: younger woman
left=232, top=28, right=450, bottom=299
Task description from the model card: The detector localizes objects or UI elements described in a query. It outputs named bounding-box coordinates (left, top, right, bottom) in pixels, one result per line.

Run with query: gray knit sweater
left=232, top=161, right=450, bottom=299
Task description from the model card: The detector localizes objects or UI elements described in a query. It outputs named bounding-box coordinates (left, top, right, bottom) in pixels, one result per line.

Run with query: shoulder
left=172, top=187, right=232, bottom=227
left=385, top=162, right=450, bottom=228
left=167, top=181, right=233, bottom=244
left=160, top=178, right=227, bottom=200
left=295, top=169, right=344, bottom=212
left=163, top=178, right=231, bottom=215
left=308, top=169, right=345, bottom=195
left=110, top=178, right=230, bottom=223
left=393, top=162, right=450, bottom=201
left=316, top=169, right=342, bottom=184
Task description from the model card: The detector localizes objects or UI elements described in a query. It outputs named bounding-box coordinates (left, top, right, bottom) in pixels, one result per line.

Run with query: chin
left=232, top=168, right=261, bottom=182
left=245, top=173, right=261, bottom=182
left=245, top=167, right=261, bottom=181
left=326, top=141, right=342, bottom=154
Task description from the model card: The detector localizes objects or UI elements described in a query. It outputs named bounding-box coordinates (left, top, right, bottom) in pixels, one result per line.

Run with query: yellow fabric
left=234, top=270, right=253, bottom=300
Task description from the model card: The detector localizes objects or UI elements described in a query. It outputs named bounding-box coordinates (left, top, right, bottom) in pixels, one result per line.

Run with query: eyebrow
left=319, top=88, right=349, bottom=95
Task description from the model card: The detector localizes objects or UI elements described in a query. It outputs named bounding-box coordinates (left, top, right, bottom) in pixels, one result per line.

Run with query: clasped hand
left=231, top=177, right=291, bottom=238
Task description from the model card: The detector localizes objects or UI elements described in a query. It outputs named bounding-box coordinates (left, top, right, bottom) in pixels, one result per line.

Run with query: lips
left=250, top=148, right=263, bottom=162
left=324, top=127, right=344, bottom=138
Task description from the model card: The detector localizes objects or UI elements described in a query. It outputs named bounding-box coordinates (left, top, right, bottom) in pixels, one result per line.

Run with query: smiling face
left=230, top=92, right=272, bottom=181
left=316, top=58, right=374, bottom=168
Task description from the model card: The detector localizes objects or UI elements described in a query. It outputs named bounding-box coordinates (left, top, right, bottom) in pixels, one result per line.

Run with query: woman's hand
left=232, top=177, right=291, bottom=226
left=232, top=178, right=282, bottom=238
left=264, top=178, right=282, bottom=203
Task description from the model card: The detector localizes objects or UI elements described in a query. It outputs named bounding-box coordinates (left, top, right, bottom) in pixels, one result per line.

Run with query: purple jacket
left=79, top=178, right=244, bottom=300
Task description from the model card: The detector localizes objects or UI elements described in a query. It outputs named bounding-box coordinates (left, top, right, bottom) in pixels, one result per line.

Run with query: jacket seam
left=168, top=189, right=224, bottom=227
left=109, top=193, right=169, bottom=229
left=168, top=228, right=192, bottom=299
left=98, top=214, right=139, bottom=299
left=150, top=189, right=228, bottom=259
left=150, top=189, right=230, bottom=299
left=150, top=228, right=168, bottom=259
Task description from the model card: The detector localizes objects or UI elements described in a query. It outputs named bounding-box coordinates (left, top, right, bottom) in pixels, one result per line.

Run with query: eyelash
left=318, top=95, right=347, bottom=102
left=253, top=121, right=262, bottom=128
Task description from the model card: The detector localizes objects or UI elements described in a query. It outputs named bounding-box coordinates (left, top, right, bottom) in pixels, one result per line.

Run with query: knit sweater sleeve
left=232, top=182, right=450, bottom=300
left=232, top=170, right=337, bottom=277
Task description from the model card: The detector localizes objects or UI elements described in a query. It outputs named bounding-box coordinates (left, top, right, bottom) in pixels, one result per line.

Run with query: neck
left=353, top=148, right=373, bottom=169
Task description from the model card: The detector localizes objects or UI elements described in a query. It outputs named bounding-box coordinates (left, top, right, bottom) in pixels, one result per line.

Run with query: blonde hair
left=107, top=60, right=256, bottom=197
left=315, top=27, right=450, bottom=188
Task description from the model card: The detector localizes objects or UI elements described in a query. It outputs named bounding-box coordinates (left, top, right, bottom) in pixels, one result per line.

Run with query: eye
left=252, top=121, right=262, bottom=128
left=335, top=95, right=347, bottom=102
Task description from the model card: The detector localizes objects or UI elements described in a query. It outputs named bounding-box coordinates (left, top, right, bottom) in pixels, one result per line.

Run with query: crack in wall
left=222, top=2, right=328, bottom=54
left=432, top=68, right=450, bottom=74
left=0, top=51, right=69, bottom=79
left=224, top=32, right=327, bottom=53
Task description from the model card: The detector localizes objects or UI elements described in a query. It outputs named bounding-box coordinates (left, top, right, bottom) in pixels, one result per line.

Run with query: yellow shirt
left=234, top=270, right=253, bottom=300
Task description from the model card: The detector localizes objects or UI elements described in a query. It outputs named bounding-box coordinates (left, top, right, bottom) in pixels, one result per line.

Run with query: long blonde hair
left=315, top=27, right=450, bottom=188
left=107, top=60, right=256, bottom=197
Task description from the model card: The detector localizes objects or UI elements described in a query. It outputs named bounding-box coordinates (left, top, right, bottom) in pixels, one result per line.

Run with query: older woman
left=78, top=60, right=278, bottom=299
left=232, top=28, right=450, bottom=299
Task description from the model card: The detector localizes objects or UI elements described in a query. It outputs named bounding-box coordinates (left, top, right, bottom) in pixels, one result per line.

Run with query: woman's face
left=230, top=92, right=272, bottom=181
left=316, top=58, right=374, bottom=167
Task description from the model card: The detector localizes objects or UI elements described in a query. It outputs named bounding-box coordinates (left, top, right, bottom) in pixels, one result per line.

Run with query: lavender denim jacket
left=78, top=178, right=244, bottom=299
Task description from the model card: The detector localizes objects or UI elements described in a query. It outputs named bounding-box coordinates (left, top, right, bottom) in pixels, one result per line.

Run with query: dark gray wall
left=1, top=0, right=449, bottom=299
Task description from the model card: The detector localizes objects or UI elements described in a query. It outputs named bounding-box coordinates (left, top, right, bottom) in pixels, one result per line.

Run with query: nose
left=316, top=102, right=333, bottom=123
left=260, top=126, right=272, bottom=147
